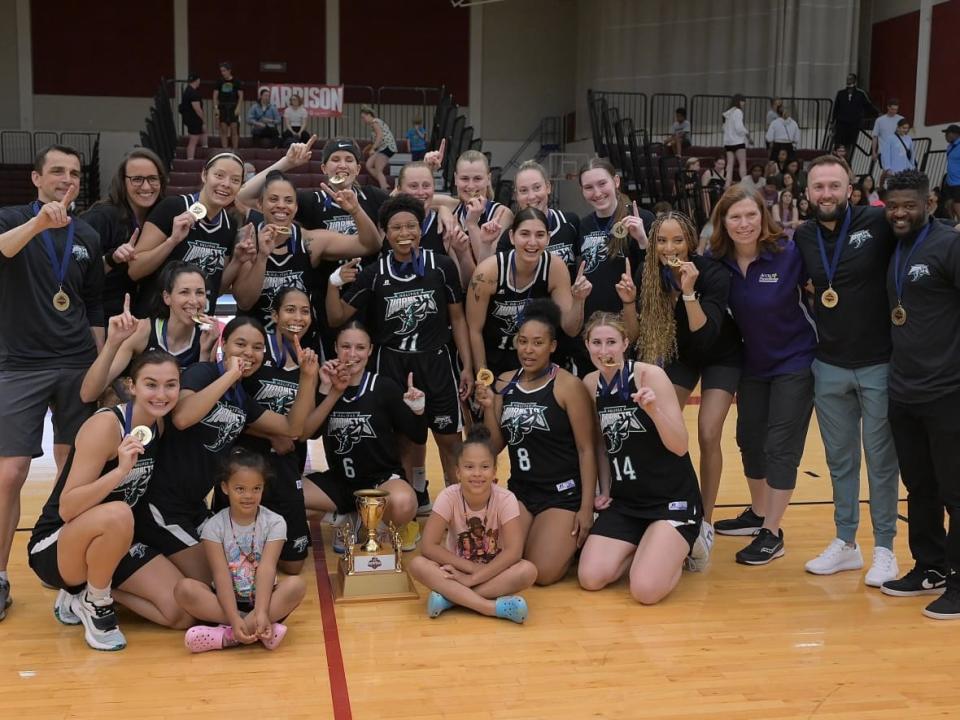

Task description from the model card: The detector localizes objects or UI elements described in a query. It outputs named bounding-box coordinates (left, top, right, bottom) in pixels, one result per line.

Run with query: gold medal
left=130, top=425, right=153, bottom=445
left=52, top=290, right=70, bottom=312
left=666, top=256, right=683, bottom=268
left=821, top=287, right=839, bottom=308
left=192, top=315, right=212, bottom=332
left=476, top=368, right=494, bottom=387
left=611, top=221, right=628, bottom=239
left=274, top=225, right=291, bottom=236
left=891, top=305, right=907, bottom=326
left=329, top=173, right=349, bottom=190
left=187, top=202, right=207, bottom=220
left=601, top=356, right=620, bottom=367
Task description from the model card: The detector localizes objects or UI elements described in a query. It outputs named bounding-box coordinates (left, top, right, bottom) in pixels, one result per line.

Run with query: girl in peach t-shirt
left=408, top=426, right=537, bottom=623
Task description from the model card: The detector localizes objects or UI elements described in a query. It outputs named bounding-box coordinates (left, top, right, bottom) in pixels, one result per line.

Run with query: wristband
left=329, top=266, right=346, bottom=288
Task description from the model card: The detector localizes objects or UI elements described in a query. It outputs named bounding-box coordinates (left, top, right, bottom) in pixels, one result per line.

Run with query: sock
left=412, top=467, right=427, bottom=493
left=0, top=570, right=8, bottom=582
left=86, top=582, right=111, bottom=605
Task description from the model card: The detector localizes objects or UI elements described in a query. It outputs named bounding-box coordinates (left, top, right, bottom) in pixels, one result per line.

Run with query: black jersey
left=342, top=249, right=462, bottom=352
left=146, top=317, right=202, bottom=368
left=238, top=362, right=306, bottom=477
left=31, top=406, right=160, bottom=543
left=496, top=209, right=581, bottom=273
left=418, top=210, right=447, bottom=256
left=483, top=250, right=552, bottom=354
left=144, top=362, right=265, bottom=516
left=578, top=212, right=646, bottom=321
left=244, top=215, right=313, bottom=332
left=82, top=201, right=148, bottom=319
left=139, top=194, right=236, bottom=315
left=499, top=369, right=581, bottom=497
left=321, top=372, right=427, bottom=485
left=595, top=366, right=700, bottom=520
left=454, top=199, right=505, bottom=229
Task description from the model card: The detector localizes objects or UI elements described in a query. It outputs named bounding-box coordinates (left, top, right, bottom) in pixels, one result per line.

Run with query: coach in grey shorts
left=0, top=145, right=104, bottom=620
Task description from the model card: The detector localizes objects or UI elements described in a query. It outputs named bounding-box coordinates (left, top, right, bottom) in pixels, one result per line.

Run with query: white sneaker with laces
left=804, top=538, right=864, bottom=575
left=685, top=521, right=714, bottom=572
left=865, top=546, right=899, bottom=588
left=70, top=592, right=126, bottom=651
left=54, top=589, right=81, bottom=625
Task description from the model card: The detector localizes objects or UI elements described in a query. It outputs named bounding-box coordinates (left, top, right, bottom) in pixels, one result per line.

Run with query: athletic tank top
left=595, top=365, right=701, bottom=520
left=247, top=221, right=313, bottom=332
left=146, top=318, right=202, bottom=368
left=482, top=250, right=551, bottom=355
left=455, top=199, right=504, bottom=229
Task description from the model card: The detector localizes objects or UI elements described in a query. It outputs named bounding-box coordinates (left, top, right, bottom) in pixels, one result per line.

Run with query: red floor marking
left=686, top=395, right=701, bottom=405
left=310, top=519, right=352, bottom=720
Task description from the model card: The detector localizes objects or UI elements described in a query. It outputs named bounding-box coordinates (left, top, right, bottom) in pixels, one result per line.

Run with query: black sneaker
left=735, top=528, right=784, bottom=565
left=881, top=566, right=947, bottom=597
left=416, top=482, right=432, bottom=515
left=715, top=507, right=764, bottom=536
left=922, top=586, right=960, bottom=620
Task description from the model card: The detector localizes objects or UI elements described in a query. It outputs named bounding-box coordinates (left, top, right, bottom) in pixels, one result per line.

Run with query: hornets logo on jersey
left=327, top=413, right=377, bottom=454
left=116, top=458, right=155, bottom=506
left=200, top=402, right=247, bottom=452
left=500, top=402, right=551, bottom=445
left=599, top=405, right=646, bottom=454
left=491, top=299, right=528, bottom=335
left=182, top=239, right=228, bottom=277
left=580, top=234, right=608, bottom=274
left=548, top=242, right=575, bottom=267
left=253, top=378, right=299, bottom=414
left=384, top=289, right=438, bottom=335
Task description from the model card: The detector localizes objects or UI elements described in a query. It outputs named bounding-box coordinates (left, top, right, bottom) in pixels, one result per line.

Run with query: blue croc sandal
left=427, top=592, right=455, bottom=618
left=495, top=596, right=528, bottom=624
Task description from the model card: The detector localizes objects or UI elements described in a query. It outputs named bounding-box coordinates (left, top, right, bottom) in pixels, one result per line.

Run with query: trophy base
left=332, top=567, right=419, bottom=603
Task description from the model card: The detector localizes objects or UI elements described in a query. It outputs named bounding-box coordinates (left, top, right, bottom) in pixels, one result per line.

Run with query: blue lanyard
left=892, top=222, right=933, bottom=302
left=421, top=210, right=435, bottom=236
left=343, top=371, right=371, bottom=402
left=598, top=364, right=631, bottom=401
left=269, top=333, right=297, bottom=368
left=815, top=205, right=852, bottom=288
left=123, top=401, right=134, bottom=435
left=217, top=361, right=245, bottom=407
left=597, top=213, right=616, bottom=237
left=661, top=265, right=682, bottom=292
left=391, top=249, right=425, bottom=277
left=32, top=201, right=75, bottom=287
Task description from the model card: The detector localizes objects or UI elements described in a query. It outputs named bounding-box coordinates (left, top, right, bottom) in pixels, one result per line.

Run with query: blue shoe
left=495, top=595, right=528, bottom=624
left=427, top=591, right=454, bottom=618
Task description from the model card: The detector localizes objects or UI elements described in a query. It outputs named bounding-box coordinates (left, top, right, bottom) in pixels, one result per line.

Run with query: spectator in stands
left=860, top=174, right=880, bottom=204
left=832, top=143, right=849, bottom=163
left=213, top=62, right=243, bottom=151
left=83, top=148, right=168, bottom=320
left=772, top=189, right=799, bottom=239
left=722, top=94, right=752, bottom=188
left=406, top=117, right=428, bottom=161
left=880, top=118, right=916, bottom=173
left=664, top=107, right=691, bottom=158
left=281, top=93, right=310, bottom=147
left=740, top=164, right=766, bottom=194
left=871, top=99, right=903, bottom=166
left=832, top=73, right=877, bottom=158
left=0, top=145, right=104, bottom=618
left=763, top=160, right=781, bottom=187
left=943, top=124, right=960, bottom=222
left=766, top=98, right=783, bottom=127
left=766, top=105, right=800, bottom=161
left=783, top=158, right=806, bottom=194
left=701, top=156, right=726, bottom=216
left=248, top=88, right=281, bottom=148
left=761, top=182, right=779, bottom=209
left=849, top=185, right=865, bottom=207
left=678, top=157, right=702, bottom=222
left=360, top=105, right=398, bottom=191
left=797, top=196, right=812, bottom=221
left=781, top=172, right=796, bottom=198
left=179, top=73, right=206, bottom=161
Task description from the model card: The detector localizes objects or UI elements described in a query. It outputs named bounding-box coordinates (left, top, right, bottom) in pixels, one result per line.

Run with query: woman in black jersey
left=474, top=299, right=597, bottom=585
left=129, top=152, right=256, bottom=316
left=302, top=321, right=424, bottom=534
left=467, top=208, right=591, bottom=377
left=133, top=317, right=318, bottom=581
left=573, top=158, right=649, bottom=375
left=82, top=148, right=167, bottom=319
left=578, top=313, right=703, bottom=604
left=634, top=211, right=742, bottom=568
left=80, top=262, right=218, bottom=403
left=232, top=171, right=382, bottom=334
left=28, top=351, right=191, bottom=651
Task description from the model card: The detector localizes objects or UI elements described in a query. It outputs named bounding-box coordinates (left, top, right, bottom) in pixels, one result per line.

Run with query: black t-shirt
left=144, top=362, right=265, bottom=516
left=794, top=205, right=896, bottom=368
left=496, top=209, right=581, bottom=273
left=215, top=78, right=240, bottom=108
left=0, top=203, right=104, bottom=370
left=342, top=249, right=462, bottom=352
left=238, top=362, right=305, bottom=482
left=578, top=211, right=648, bottom=321
left=886, top=220, right=960, bottom=403
left=321, top=372, right=427, bottom=485
left=82, top=201, right=151, bottom=319
left=180, top=86, right=202, bottom=121
left=139, top=194, right=236, bottom=315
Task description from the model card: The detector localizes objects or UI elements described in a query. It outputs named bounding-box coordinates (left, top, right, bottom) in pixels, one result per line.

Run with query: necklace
left=229, top=509, right=260, bottom=566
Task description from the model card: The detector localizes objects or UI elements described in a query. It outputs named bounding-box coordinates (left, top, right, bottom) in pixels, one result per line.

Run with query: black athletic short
left=375, top=346, right=463, bottom=434
left=262, top=457, right=310, bottom=562
left=590, top=502, right=700, bottom=551
left=218, top=105, right=238, bottom=125
left=666, top=360, right=741, bottom=394
left=305, top=471, right=394, bottom=515
left=376, top=148, right=396, bottom=158
left=183, top=114, right=204, bottom=136
left=28, top=529, right=160, bottom=594
left=508, top=478, right=581, bottom=516
left=724, top=143, right=746, bottom=152
left=133, top=501, right=210, bottom=557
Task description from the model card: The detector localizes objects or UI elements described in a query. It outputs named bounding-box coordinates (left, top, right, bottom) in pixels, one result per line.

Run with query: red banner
left=261, top=84, right=344, bottom=118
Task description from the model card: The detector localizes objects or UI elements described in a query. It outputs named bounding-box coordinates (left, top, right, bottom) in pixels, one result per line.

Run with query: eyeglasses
left=387, top=223, right=420, bottom=233
left=126, top=175, right=162, bottom=187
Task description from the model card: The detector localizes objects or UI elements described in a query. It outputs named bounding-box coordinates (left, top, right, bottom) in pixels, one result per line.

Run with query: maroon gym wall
left=926, top=0, right=960, bottom=125
left=868, top=10, right=919, bottom=120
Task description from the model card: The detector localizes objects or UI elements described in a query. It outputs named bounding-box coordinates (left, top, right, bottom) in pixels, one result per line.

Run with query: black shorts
left=590, top=502, right=700, bottom=551
left=666, top=360, right=741, bottom=394
left=375, top=346, right=463, bottom=434
left=262, top=455, right=310, bottom=561
left=28, top=529, right=160, bottom=593
left=376, top=148, right=396, bottom=158
left=306, top=471, right=394, bottom=515
left=508, top=478, right=581, bottom=516
left=133, top=501, right=210, bottom=557
left=218, top=105, right=238, bottom=125
left=724, top=144, right=746, bottom=152
left=182, top=114, right=204, bottom=136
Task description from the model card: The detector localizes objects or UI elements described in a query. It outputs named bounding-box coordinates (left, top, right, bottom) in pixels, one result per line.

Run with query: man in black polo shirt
left=879, top=170, right=960, bottom=618
left=213, top=61, right=243, bottom=151
left=0, top=145, right=104, bottom=619
left=795, top=155, right=901, bottom=586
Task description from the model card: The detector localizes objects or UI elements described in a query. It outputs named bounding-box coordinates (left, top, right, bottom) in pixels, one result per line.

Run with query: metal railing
left=0, top=130, right=100, bottom=208
left=922, top=150, right=947, bottom=187
left=649, top=93, right=688, bottom=140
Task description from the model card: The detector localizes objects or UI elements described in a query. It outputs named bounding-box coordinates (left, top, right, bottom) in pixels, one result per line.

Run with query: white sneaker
left=54, top=589, right=81, bottom=625
left=685, top=521, right=714, bottom=572
left=865, top=546, right=899, bottom=588
left=70, top=592, right=127, bottom=651
left=804, top=538, right=864, bottom=575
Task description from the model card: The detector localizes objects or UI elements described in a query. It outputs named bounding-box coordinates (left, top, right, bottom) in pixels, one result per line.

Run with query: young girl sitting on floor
left=408, top=426, right=537, bottom=623
left=174, top=448, right=306, bottom=652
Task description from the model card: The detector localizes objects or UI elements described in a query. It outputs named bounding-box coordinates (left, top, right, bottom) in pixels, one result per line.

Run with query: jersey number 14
left=611, top=456, right=637, bottom=482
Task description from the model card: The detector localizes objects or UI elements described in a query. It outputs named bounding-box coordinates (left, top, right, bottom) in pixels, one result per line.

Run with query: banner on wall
left=261, top=84, right=344, bottom=117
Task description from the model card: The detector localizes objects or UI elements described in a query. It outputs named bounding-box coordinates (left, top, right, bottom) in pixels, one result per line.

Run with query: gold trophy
left=333, top=489, right=418, bottom=602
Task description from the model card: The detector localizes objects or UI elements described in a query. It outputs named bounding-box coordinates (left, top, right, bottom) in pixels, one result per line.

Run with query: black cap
left=943, top=124, right=960, bottom=134
left=322, top=138, right=361, bottom=164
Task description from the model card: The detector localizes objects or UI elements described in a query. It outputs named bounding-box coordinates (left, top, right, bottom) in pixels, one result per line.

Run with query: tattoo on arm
left=471, top=273, right=488, bottom=302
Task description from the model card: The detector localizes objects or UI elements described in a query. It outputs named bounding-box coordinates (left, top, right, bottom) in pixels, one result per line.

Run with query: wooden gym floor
left=3, top=403, right=958, bottom=720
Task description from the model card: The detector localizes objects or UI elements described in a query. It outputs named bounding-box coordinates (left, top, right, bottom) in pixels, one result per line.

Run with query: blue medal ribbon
left=815, top=205, right=852, bottom=292
left=598, top=364, right=631, bottom=401
left=421, top=210, right=435, bottom=237
left=497, top=363, right=556, bottom=396
left=343, top=371, right=371, bottom=402
left=269, top=333, right=297, bottom=368
left=217, top=360, right=246, bottom=407
left=123, top=401, right=134, bottom=435
left=392, top=249, right=425, bottom=277
left=32, top=201, right=75, bottom=291
left=661, top=266, right=682, bottom=292
left=892, top=221, right=934, bottom=303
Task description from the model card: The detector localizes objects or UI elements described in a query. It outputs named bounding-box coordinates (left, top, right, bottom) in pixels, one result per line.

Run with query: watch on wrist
left=682, top=292, right=698, bottom=302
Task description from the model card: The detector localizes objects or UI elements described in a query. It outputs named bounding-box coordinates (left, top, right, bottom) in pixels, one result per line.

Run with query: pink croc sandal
left=260, top=623, right=287, bottom=651
left=184, top=624, right=234, bottom=653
